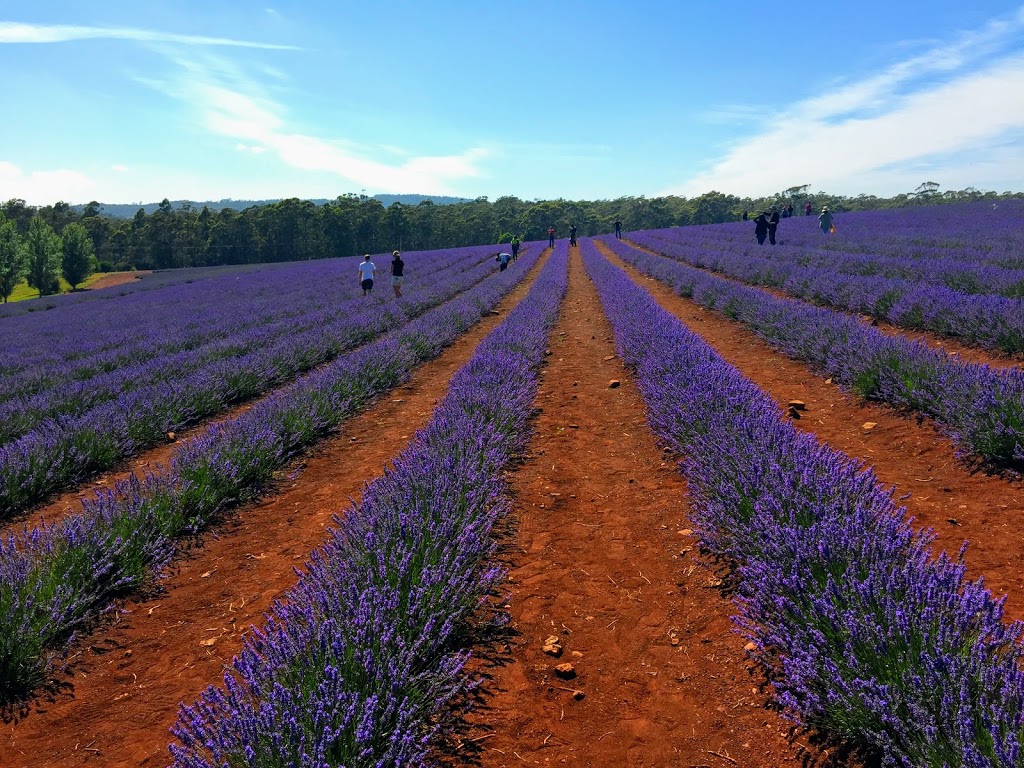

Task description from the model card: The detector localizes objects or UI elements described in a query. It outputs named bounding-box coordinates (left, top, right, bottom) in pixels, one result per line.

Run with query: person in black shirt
left=390, top=250, right=404, bottom=297
left=767, top=206, right=780, bottom=245
left=569, top=223, right=577, bottom=247
left=614, top=220, right=622, bottom=239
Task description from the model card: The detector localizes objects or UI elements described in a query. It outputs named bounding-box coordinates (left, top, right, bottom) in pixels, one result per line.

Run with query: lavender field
left=4, top=208, right=1024, bottom=768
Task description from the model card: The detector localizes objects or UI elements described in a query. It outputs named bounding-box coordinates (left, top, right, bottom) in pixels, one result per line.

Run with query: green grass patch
left=6, top=272, right=118, bottom=303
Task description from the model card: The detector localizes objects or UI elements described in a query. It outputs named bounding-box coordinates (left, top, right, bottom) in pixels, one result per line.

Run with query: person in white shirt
left=358, top=254, right=376, bottom=295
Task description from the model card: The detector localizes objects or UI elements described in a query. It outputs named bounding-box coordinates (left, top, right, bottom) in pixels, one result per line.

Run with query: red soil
left=85, top=272, right=152, bottom=292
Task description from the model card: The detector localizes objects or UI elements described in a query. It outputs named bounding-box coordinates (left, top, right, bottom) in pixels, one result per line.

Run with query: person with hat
left=753, top=211, right=769, bottom=245
left=818, top=206, right=835, bottom=234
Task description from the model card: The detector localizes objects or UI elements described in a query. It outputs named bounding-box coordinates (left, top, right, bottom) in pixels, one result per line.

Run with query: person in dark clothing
left=547, top=226, right=556, bottom=247
left=614, top=220, right=622, bottom=239
left=390, top=250, right=404, bottom=298
left=753, top=212, right=769, bottom=245
left=767, top=207, right=780, bottom=245
left=742, top=210, right=749, bottom=221
left=569, top=223, right=577, bottom=247
left=805, top=202, right=813, bottom=216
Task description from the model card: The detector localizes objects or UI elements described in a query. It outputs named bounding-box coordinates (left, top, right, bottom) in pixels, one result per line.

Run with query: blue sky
left=0, top=1, right=1022, bottom=205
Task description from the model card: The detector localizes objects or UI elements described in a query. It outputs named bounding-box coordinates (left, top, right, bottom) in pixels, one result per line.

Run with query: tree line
left=1, top=184, right=1019, bottom=301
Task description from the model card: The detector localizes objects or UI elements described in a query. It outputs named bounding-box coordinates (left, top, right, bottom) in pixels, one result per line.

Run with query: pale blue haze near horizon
left=0, top=1, right=1022, bottom=206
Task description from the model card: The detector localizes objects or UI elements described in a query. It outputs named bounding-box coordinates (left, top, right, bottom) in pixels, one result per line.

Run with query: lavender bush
left=598, top=236, right=1024, bottom=469
left=169, top=244, right=569, bottom=766
left=581, top=238, right=1024, bottom=767
left=0, top=245, right=548, bottom=702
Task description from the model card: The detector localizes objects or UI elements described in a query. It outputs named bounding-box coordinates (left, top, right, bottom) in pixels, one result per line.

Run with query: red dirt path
left=85, top=272, right=152, bottom=292
left=462, top=250, right=820, bottom=767
left=1, top=255, right=549, bottom=768
left=597, top=240, right=1024, bottom=622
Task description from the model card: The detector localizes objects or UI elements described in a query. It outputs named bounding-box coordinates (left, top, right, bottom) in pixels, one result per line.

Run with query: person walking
left=767, top=206, right=780, bottom=245
left=818, top=206, right=835, bottom=234
left=547, top=226, right=556, bottom=247
left=358, top=254, right=376, bottom=295
left=495, top=251, right=511, bottom=272
left=753, top=212, right=769, bottom=245
left=510, top=234, right=521, bottom=262
left=569, top=223, right=577, bottom=247
left=804, top=201, right=813, bottom=216
left=390, top=250, right=404, bottom=298
left=742, top=210, right=749, bottom=221
left=614, top=220, right=623, bottom=239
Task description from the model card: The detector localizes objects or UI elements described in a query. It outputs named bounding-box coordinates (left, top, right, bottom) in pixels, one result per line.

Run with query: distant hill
left=72, top=194, right=471, bottom=218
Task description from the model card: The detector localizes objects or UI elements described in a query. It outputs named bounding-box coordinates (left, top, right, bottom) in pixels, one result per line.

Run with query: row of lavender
left=0, top=244, right=549, bottom=703
left=643, top=202, right=1024, bottom=294
left=0, top=245, right=524, bottom=521
left=581, top=240, right=1024, bottom=767
left=169, top=246, right=569, bottom=766
left=627, top=228, right=1024, bottom=354
left=598, top=237, right=1024, bottom=469
left=0, top=245, right=498, bottom=433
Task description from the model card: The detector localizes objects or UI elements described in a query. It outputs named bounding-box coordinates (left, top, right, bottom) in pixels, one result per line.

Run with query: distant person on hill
left=805, top=201, right=813, bottom=216
left=547, top=226, right=556, bottom=247
left=753, top=212, right=769, bottom=245
left=495, top=251, right=511, bottom=272
left=510, top=234, right=521, bottom=262
left=390, top=250, right=404, bottom=297
left=818, top=206, right=835, bottom=234
left=767, top=206, right=780, bottom=245
left=786, top=203, right=795, bottom=218
left=742, top=210, right=749, bottom=221
left=614, top=220, right=623, bottom=239
left=358, top=254, right=376, bottom=295
left=569, top=223, right=578, bottom=247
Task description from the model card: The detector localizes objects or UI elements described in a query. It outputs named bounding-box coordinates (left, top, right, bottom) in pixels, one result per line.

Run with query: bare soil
left=86, top=272, right=152, bottom=291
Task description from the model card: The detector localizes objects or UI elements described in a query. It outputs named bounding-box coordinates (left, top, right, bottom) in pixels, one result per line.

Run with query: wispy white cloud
left=0, top=21, right=298, bottom=49
left=670, top=7, right=1024, bottom=197
left=157, top=54, right=487, bottom=193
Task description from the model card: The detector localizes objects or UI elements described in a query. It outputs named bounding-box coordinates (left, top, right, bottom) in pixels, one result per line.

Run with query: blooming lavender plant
left=580, top=238, right=1024, bottom=767
left=0, top=245, right=548, bottom=702
left=169, top=244, right=569, bottom=767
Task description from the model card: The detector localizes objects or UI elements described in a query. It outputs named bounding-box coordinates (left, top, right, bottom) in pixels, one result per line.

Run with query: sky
left=0, top=1, right=1022, bottom=206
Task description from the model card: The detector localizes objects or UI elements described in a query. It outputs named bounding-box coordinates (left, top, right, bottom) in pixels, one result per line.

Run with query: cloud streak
left=0, top=21, right=297, bottom=49
left=160, top=55, right=487, bottom=194
left=670, top=7, right=1024, bottom=197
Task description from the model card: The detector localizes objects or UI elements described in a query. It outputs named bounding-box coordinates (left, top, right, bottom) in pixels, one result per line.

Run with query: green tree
left=24, top=216, right=63, bottom=297
left=61, top=223, right=97, bottom=288
left=0, top=217, right=24, bottom=303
